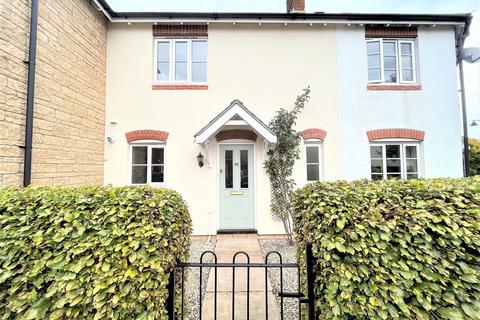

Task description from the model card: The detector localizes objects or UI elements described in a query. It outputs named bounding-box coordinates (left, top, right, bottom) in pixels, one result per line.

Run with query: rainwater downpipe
left=23, top=0, right=39, bottom=187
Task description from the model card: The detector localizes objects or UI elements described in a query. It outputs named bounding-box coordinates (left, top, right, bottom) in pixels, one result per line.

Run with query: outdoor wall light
left=197, top=153, right=205, bottom=168
left=471, top=120, right=480, bottom=127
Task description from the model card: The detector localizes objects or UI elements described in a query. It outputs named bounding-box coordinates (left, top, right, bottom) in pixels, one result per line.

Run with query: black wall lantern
left=197, top=152, right=204, bottom=168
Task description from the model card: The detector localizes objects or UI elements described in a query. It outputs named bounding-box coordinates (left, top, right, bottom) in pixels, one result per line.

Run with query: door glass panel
left=240, top=150, right=248, bottom=188
left=225, top=150, right=233, bottom=189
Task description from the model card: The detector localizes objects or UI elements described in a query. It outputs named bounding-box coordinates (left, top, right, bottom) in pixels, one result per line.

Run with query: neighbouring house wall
left=105, top=23, right=339, bottom=235
left=336, top=26, right=463, bottom=180
left=0, top=0, right=107, bottom=186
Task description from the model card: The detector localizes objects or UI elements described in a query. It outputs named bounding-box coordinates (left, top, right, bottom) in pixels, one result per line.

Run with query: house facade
left=0, top=0, right=472, bottom=235
left=99, top=0, right=470, bottom=235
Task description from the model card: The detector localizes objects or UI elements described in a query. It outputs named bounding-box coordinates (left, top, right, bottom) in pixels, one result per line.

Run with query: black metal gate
left=166, top=243, right=316, bottom=319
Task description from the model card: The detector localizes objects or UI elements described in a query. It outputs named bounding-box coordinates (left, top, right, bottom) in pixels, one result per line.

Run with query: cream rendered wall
left=105, top=23, right=339, bottom=235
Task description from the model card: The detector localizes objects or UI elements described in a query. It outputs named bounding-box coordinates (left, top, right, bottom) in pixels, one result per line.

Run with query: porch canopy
left=194, top=100, right=277, bottom=144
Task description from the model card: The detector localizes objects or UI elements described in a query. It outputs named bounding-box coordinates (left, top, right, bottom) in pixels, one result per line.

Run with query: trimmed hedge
left=0, top=186, right=191, bottom=319
left=293, top=178, right=480, bottom=319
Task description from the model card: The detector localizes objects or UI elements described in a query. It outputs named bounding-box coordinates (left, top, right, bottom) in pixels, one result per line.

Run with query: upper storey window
left=366, top=39, right=416, bottom=84
left=155, top=39, right=208, bottom=83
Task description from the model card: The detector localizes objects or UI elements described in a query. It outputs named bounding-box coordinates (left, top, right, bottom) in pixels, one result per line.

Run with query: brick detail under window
left=301, top=128, right=327, bottom=141
left=152, top=84, right=208, bottom=90
left=367, top=129, right=425, bottom=141
left=365, top=26, right=417, bottom=38
left=153, top=25, right=208, bottom=37
left=126, top=130, right=169, bottom=143
left=367, top=84, right=422, bottom=91
left=215, top=129, right=257, bottom=142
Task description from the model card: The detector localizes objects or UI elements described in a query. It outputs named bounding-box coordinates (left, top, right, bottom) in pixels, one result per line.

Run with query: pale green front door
left=219, top=144, right=254, bottom=230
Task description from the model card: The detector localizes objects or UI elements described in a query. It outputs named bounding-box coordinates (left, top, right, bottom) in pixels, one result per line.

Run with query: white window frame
left=366, top=38, right=417, bottom=85
left=153, top=38, right=208, bottom=84
left=369, top=142, right=421, bottom=180
left=305, top=141, right=324, bottom=182
left=129, top=143, right=166, bottom=186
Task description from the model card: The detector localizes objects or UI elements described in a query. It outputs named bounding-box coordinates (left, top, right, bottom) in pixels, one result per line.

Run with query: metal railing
left=167, top=243, right=316, bottom=320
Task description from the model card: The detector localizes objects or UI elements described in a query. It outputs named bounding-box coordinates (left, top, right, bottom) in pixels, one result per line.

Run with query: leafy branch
left=264, top=87, right=311, bottom=242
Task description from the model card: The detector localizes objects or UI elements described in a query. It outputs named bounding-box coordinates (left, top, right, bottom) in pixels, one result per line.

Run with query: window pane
left=372, top=174, right=383, bottom=181
left=402, top=70, right=414, bottom=82
left=307, top=164, right=319, bottom=181
left=384, top=56, right=397, bottom=69
left=192, top=41, right=208, bottom=61
left=383, top=42, right=396, bottom=55
left=405, top=146, right=417, bottom=158
left=387, top=174, right=401, bottom=179
left=370, top=159, right=383, bottom=173
left=401, top=43, right=412, bottom=55
left=367, top=41, right=380, bottom=54
left=175, top=41, right=188, bottom=60
left=225, top=150, right=233, bottom=189
left=368, top=54, right=381, bottom=69
left=306, top=146, right=319, bottom=163
left=240, top=150, right=248, bottom=188
left=175, top=62, right=187, bottom=81
left=132, top=147, right=147, bottom=164
left=386, top=159, right=401, bottom=173
left=370, top=146, right=383, bottom=158
left=406, top=159, right=418, bottom=173
left=132, top=166, right=147, bottom=184
left=384, top=70, right=397, bottom=83
left=152, top=148, right=164, bottom=165
left=401, top=55, right=413, bottom=69
left=157, top=42, right=170, bottom=61
left=386, top=145, right=400, bottom=158
left=192, top=62, right=207, bottom=82
left=151, top=166, right=164, bottom=183
left=368, top=69, right=381, bottom=81
left=157, top=62, right=170, bottom=81
left=407, top=174, right=418, bottom=180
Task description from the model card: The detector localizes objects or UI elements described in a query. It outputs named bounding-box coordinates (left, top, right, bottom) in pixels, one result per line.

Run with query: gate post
left=305, top=243, right=316, bottom=320
left=167, top=269, right=175, bottom=320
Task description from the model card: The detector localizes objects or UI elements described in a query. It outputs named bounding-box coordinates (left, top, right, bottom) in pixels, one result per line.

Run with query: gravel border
left=184, top=240, right=216, bottom=320
left=259, top=239, right=300, bottom=319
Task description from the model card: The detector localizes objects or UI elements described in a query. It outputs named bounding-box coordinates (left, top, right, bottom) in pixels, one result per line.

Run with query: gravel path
left=259, top=239, right=300, bottom=319
left=184, top=239, right=216, bottom=320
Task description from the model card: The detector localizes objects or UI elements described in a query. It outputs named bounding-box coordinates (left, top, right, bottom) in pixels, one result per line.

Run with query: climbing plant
left=264, top=87, right=311, bottom=241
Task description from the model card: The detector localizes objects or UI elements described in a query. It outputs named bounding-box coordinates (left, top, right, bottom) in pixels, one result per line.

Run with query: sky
left=106, top=0, right=478, bottom=13
left=107, top=0, right=480, bottom=138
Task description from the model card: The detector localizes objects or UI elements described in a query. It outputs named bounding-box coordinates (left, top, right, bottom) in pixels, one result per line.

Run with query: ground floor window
left=370, top=143, right=420, bottom=180
left=131, top=145, right=165, bottom=184
left=306, top=143, right=322, bottom=182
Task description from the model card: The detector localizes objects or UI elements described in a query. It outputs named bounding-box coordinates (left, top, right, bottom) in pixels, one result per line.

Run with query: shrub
left=0, top=186, right=191, bottom=319
left=470, top=139, right=480, bottom=176
left=293, top=178, right=480, bottom=319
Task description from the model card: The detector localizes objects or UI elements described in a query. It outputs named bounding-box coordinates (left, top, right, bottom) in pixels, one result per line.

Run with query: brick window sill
left=152, top=84, right=208, bottom=90
left=367, top=84, right=422, bottom=91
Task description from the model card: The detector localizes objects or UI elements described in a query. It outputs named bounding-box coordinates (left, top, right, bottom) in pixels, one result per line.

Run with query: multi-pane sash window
left=131, top=145, right=165, bottom=184
left=370, top=143, right=420, bottom=180
left=155, top=39, right=207, bottom=83
left=367, top=39, right=416, bottom=84
left=306, top=144, right=322, bottom=181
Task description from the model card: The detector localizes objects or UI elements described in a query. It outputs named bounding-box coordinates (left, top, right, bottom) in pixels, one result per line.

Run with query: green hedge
left=0, top=186, right=191, bottom=319
left=293, top=178, right=480, bottom=319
